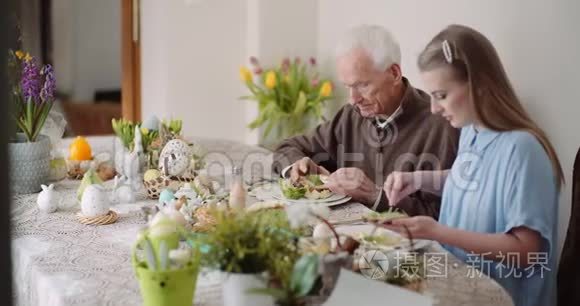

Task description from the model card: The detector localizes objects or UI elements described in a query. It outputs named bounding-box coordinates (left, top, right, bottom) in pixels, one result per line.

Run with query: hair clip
left=442, top=40, right=453, bottom=63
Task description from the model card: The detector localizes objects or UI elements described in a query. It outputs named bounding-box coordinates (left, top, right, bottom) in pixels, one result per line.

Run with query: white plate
left=250, top=183, right=352, bottom=206
left=251, top=183, right=342, bottom=201
left=282, top=195, right=353, bottom=207
left=272, top=191, right=347, bottom=203
left=271, top=184, right=347, bottom=202
left=335, top=224, right=433, bottom=251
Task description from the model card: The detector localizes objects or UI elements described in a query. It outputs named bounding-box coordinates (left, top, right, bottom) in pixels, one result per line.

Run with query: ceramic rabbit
left=111, top=175, right=137, bottom=204
left=123, top=151, right=142, bottom=192
left=37, top=184, right=59, bottom=213
left=133, top=125, right=143, bottom=154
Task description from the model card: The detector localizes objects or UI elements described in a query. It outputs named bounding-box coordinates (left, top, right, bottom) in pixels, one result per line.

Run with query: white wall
left=72, top=0, right=121, bottom=101
left=141, top=0, right=247, bottom=142
left=141, top=0, right=317, bottom=144
left=52, top=0, right=121, bottom=101
left=52, top=0, right=74, bottom=95
left=317, top=0, right=580, bottom=255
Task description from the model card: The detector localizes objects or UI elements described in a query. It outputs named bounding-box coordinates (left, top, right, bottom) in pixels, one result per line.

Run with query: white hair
left=335, top=25, right=401, bottom=71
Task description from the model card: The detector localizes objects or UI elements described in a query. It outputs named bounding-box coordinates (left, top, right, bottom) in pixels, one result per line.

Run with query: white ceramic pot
left=222, top=273, right=274, bottom=306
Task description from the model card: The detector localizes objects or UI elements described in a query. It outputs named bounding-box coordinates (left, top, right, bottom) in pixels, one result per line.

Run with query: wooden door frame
left=121, top=0, right=141, bottom=122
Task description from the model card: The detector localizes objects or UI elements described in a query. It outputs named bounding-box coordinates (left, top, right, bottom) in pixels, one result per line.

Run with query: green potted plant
left=8, top=50, right=56, bottom=194
left=192, top=209, right=302, bottom=306
left=239, top=57, right=334, bottom=149
left=132, top=214, right=202, bottom=306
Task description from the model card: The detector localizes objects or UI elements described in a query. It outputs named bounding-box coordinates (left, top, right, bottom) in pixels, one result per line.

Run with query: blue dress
left=439, top=125, right=559, bottom=306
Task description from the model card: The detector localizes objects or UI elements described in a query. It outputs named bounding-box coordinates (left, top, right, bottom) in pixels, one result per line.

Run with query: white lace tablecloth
left=11, top=136, right=514, bottom=306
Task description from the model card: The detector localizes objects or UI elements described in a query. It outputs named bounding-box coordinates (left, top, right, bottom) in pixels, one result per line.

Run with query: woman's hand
left=383, top=170, right=449, bottom=206
left=383, top=171, right=420, bottom=206
left=381, top=216, right=441, bottom=240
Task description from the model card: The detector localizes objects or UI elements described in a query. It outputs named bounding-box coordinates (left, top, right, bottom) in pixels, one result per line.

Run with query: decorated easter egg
left=158, top=139, right=191, bottom=176
left=144, top=169, right=162, bottom=181
left=80, top=184, right=111, bottom=217
left=158, top=189, right=176, bottom=207
left=142, top=115, right=160, bottom=131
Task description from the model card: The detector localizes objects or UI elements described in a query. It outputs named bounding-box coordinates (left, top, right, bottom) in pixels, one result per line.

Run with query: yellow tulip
left=15, top=50, right=24, bottom=59
left=24, top=53, right=32, bottom=62
left=141, top=127, right=149, bottom=135
left=239, top=66, right=252, bottom=83
left=265, top=71, right=277, bottom=89
left=319, top=81, right=332, bottom=97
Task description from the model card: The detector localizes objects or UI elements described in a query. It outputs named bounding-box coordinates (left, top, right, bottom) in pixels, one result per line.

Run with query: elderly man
left=272, top=25, right=459, bottom=218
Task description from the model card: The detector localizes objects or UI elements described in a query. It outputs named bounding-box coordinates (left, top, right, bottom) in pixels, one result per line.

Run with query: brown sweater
left=273, top=80, right=460, bottom=219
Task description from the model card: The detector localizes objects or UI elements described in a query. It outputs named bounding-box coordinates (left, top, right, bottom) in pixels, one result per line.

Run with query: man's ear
left=386, top=64, right=403, bottom=83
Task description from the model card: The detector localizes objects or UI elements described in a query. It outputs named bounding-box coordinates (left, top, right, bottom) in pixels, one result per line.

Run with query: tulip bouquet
left=239, top=56, right=334, bottom=143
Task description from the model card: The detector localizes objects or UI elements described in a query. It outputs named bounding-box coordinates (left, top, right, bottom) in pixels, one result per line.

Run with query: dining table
left=10, top=135, right=515, bottom=306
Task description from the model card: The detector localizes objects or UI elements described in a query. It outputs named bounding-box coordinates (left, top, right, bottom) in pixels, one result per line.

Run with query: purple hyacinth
left=40, top=64, right=56, bottom=102
left=20, top=59, right=41, bottom=102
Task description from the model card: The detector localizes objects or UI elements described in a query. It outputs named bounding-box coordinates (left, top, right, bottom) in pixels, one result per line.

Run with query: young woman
left=382, top=25, right=563, bottom=306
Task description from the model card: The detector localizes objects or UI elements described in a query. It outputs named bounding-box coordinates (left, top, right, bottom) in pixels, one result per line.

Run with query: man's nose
left=350, top=88, right=363, bottom=104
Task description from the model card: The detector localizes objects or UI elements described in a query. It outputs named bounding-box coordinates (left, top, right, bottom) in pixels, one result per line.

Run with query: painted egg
left=158, top=139, right=192, bottom=176
left=158, top=189, right=176, bottom=207
left=80, top=184, right=111, bottom=217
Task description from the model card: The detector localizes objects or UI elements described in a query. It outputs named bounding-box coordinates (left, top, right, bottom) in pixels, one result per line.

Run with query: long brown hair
left=418, top=24, right=564, bottom=187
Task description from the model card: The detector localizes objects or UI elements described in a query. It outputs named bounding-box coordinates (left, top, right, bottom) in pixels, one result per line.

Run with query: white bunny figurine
left=123, top=151, right=142, bottom=192
left=37, top=184, right=59, bottom=213
left=133, top=125, right=143, bottom=155
left=111, top=175, right=137, bottom=204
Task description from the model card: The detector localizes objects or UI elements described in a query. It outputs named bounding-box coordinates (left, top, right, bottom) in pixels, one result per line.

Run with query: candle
left=69, top=136, right=92, bottom=161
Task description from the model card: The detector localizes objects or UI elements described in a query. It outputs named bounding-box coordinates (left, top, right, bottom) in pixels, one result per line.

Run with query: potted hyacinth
left=7, top=50, right=56, bottom=194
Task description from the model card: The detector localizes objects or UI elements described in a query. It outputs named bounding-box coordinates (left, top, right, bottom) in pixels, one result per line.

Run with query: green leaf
left=306, top=174, right=324, bottom=186
left=239, top=95, right=259, bottom=101
left=293, top=91, right=307, bottom=116
left=279, top=179, right=306, bottom=199
left=31, top=102, right=53, bottom=141
left=290, top=254, right=319, bottom=297
left=25, top=97, right=33, bottom=132
left=262, top=114, right=278, bottom=139
left=14, top=118, right=29, bottom=138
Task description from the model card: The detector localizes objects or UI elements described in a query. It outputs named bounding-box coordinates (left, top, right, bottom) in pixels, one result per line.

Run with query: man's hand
left=289, top=157, right=330, bottom=182
left=325, top=167, right=379, bottom=205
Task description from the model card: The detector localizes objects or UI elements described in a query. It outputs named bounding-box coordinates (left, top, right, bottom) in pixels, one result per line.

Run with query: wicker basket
left=76, top=210, right=118, bottom=225
left=143, top=173, right=196, bottom=199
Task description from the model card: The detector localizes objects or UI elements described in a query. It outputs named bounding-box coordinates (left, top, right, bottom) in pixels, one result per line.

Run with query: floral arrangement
left=239, top=56, right=334, bottom=140
left=111, top=118, right=183, bottom=153
left=174, top=192, right=427, bottom=305
left=193, top=209, right=301, bottom=279
left=8, top=50, right=56, bottom=142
